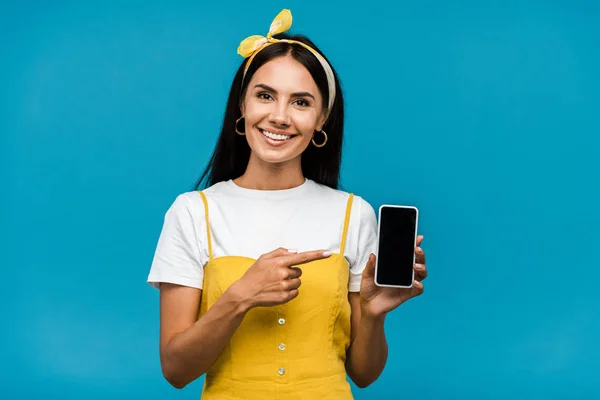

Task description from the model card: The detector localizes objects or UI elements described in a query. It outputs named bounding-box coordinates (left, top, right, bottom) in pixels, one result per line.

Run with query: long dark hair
left=193, top=33, right=345, bottom=190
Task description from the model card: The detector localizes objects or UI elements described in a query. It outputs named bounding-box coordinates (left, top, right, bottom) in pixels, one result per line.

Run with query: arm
left=345, top=242, right=428, bottom=389
left=344, top=198, right=387, bottom=387
left=159, top=282, right=250, bottom=389
left=345, top=292, right=388, bottom=388
left=150, top=194, right=248, bottom=388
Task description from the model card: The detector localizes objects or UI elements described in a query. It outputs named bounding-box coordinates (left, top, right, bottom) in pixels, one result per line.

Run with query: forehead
left=249, top=56, right=321, bottom=96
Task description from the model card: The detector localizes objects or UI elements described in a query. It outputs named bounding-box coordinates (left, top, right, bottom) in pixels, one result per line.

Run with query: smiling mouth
left=259, top=128, right=297, bottom=141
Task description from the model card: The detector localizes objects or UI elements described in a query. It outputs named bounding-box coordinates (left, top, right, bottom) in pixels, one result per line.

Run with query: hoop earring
left=235, top=117, right=246, bottom=135
left=312, top=130, right=328, bottom=148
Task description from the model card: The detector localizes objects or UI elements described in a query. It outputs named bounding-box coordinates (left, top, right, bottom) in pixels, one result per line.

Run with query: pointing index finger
left=279, top=250, right=332, bottom=267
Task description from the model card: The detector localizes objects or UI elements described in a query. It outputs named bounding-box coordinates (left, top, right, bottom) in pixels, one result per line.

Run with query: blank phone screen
left=376, top=206, right=418, bottom=287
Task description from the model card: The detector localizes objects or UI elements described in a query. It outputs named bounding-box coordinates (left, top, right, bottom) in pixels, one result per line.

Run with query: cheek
left=291, top=111, right=320, bottom=134
left=243, top=103, right=268, bottom=125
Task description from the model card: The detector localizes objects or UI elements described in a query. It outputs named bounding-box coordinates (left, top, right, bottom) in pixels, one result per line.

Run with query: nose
left=269, top=102, right=290, bottom=127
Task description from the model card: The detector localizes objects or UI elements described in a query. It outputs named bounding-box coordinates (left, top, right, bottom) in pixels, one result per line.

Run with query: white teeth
left=261, top=129, right=292, bottom=141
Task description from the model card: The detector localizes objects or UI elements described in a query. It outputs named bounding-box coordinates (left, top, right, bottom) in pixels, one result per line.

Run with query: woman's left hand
left=359, top=235, right=428, bottom=318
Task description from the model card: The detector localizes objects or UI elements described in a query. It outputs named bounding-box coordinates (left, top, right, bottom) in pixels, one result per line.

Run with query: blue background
left=2, top=1, right=599, bottom=398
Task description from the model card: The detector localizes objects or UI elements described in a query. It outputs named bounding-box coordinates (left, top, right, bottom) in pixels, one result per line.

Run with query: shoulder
left=167, top=191, right=203, bottom=217
left=350, top=194, right=377, bottom=231
left=169, top=181, right=231, bottom=214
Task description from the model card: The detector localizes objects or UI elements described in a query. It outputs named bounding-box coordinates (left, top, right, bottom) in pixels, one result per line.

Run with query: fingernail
left=287, top=249, right=298, bottom=253
left=417, top=247, right=422, bottom=253
left=323, top=251, right=332, bottom=257
left=415, top=264, right=422, bottom=269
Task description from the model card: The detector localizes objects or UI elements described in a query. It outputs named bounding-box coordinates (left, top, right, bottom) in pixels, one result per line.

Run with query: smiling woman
left=194, top=13, right=344, bottom=190
left=147, top=8, right=428, bottom=400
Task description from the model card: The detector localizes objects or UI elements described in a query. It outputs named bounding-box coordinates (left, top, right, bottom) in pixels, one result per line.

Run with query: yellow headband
left=237, top=9, right=336, bottom=116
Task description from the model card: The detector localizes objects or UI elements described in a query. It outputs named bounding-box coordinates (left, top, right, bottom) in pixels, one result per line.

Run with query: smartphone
left=374, top=205, right=419, bottom=288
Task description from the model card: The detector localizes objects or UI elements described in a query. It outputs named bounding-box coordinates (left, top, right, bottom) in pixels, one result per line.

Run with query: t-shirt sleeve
left=348, top=197, right=378, bottom=292
left=147, top=193, right=206, bottom=290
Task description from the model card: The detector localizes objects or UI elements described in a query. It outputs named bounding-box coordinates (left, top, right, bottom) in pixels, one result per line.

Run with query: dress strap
left=339, top=194, right=354, bottom=256
left=198, top=191, right=214, bottom=260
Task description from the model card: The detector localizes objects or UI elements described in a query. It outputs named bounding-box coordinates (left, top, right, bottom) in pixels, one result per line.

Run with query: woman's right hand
left=230, top=247, right=332, bottom=309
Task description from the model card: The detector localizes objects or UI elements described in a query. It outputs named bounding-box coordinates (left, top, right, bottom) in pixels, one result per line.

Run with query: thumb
left=362, top=253, right=376, bottom=279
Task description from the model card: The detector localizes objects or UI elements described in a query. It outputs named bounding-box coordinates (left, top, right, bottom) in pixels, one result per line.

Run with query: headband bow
left=237, top=9, right=293, bottom=58
left=237, top=9, right=336, bottom=117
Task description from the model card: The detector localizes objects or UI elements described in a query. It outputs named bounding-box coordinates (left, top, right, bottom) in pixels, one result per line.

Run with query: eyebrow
left=254, top=83, right=315, bottom=101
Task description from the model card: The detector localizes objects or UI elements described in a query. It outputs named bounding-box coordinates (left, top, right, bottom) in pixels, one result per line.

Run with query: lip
left=257, top=127, right=297, bottom=136
left=257, top=127, right=298, bottom=147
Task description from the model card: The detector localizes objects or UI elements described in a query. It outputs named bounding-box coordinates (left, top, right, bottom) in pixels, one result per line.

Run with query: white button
left=278, top=318, right=286, bottom=325
left=278, top=343, right=286, bottom=351
left=278, top=367, right=285, bottom=375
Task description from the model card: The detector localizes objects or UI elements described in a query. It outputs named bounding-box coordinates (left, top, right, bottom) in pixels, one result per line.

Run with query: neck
left=234, top=154, right=305, bottom=190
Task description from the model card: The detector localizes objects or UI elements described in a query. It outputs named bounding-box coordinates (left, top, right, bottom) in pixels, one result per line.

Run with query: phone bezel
left=374, top=204, right=419, bottom=288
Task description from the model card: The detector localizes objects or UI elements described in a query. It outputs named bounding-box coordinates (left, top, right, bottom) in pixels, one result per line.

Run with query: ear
left=315, top=112, right=326, bottom=132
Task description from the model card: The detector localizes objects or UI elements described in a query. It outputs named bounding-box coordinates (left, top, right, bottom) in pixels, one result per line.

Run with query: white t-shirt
left=147, top=179, right=378, bottom=292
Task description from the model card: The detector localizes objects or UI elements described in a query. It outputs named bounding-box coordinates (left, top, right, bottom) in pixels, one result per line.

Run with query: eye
left=257, top=92, right=273, bottom=101
left=294, top=98, right=310, bottom=107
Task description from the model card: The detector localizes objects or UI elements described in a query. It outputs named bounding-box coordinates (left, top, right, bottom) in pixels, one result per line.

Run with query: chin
left=254, top=149, right=300, bottom=165
left=248, top=135, right=308, bottom=165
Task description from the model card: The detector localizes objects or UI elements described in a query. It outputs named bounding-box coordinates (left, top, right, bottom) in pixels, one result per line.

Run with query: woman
left=147, top=9, right=428, bottom=399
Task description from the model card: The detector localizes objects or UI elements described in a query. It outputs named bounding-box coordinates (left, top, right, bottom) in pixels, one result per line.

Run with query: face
left=240, top=55, right=326, bottom=166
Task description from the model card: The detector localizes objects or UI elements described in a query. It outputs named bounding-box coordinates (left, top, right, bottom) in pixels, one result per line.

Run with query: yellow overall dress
left=197, top=191, right=356, bottom=399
